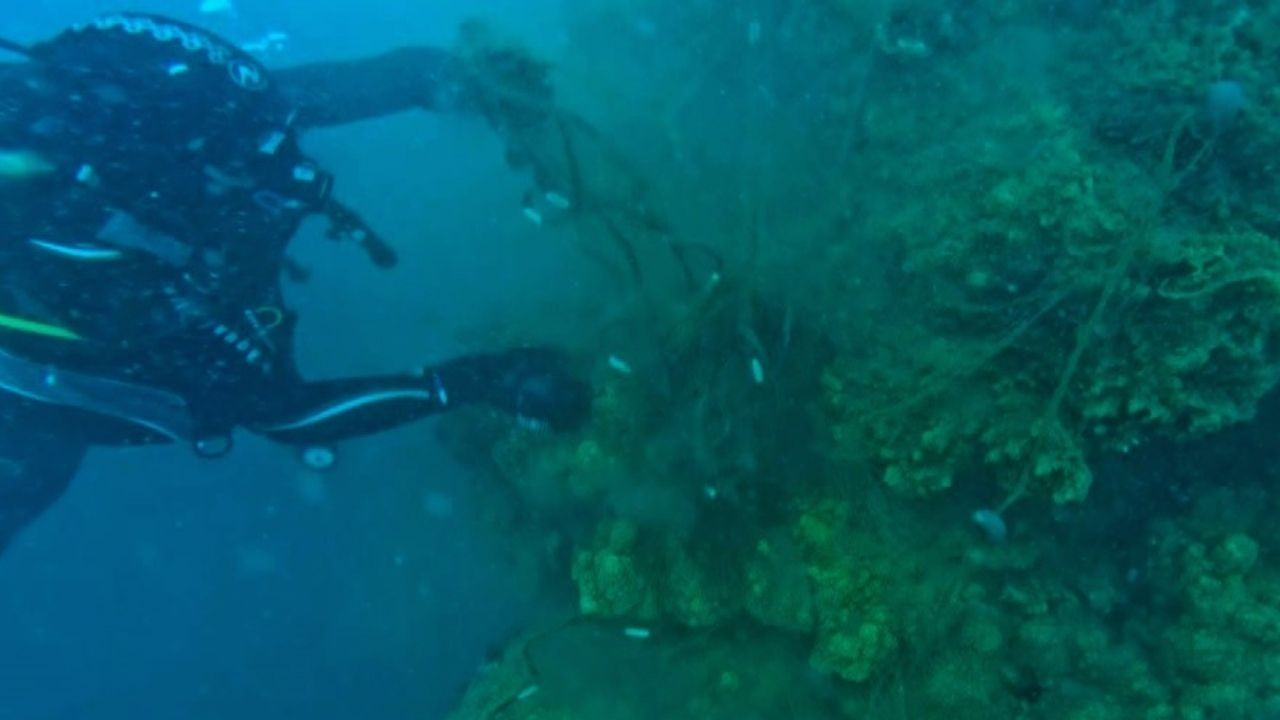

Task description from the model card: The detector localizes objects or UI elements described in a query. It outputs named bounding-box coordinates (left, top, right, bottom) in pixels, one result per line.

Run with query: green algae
left=446, top=621, right=845, bottom=720
left=433, top=0, right=1280, bottom=717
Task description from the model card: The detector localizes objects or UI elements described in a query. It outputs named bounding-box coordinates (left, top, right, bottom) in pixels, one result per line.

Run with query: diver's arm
left=273, top=47, right=473, bottom=129
left=274, top=41, right=553, bottom=134
left=246, top=348, right=589, bottom=445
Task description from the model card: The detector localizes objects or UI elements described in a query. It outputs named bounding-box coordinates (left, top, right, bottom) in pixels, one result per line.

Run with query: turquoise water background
left=0, top=2, right=575, bottom=718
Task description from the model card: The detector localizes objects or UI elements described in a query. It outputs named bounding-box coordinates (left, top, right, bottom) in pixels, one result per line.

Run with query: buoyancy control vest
left=14, top=14, right=392, bottom=286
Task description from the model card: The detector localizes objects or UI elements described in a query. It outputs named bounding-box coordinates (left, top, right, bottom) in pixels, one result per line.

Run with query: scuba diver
left=0, top=13, right=591, bottom=554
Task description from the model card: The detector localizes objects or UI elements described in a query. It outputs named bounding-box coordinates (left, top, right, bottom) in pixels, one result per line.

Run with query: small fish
left=972, top=508, right=1007, bottom=543
left=607, top=355, right=634, bottom=375
left=543, top=191, right=571, bottom=210
left=0, top=149, right=55, bottom=179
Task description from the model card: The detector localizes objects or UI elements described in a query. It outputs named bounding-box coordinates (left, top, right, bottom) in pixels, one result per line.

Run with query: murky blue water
left=1, top=2, right=570, bottom=717
left=10, top=2, right=1280, bottom=719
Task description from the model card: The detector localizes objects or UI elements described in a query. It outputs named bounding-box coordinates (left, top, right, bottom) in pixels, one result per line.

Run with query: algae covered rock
left=571, top=519, right=657, bottom=619
left=809, top=602, right=898, bottom=683
left=438, top=3, right=1280, bottom=719
left=793, top=499, right=900, bottom=682
left=447, top=619, right=847, bottom=720
left=825, top=85, right=1280, bottom=504
left=661, top=538, right=743, bottom=628
left=1212, top=532, right=1260, bottom=576
left=570, top=519, right=744, bottom=627
left=1142, top=516, right=1280, bottom=720
left=743, top=534, right=815, bottom=633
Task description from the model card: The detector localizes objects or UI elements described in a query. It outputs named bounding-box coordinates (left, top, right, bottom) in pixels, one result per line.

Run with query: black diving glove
left=454, top=20, right=555, bottom=134
left=438, top=347, right=590, bottom=431
left=450, top=21, right=576, bottom=214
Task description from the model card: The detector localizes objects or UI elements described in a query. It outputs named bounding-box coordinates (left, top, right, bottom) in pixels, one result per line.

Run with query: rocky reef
left=437, top=0, right=1280, bottom=718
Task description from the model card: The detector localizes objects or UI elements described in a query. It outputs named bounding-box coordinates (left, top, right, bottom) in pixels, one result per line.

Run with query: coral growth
left=824, top=88, right=1280, bottom=503
left=434, top=0, right=1280, bottom=718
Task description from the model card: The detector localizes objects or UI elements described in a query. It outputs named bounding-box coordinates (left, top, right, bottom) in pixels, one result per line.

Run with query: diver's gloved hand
left=438, top=347, right=590, bottom=431
left=470, top=47, right=554, bottom=133
left=487, top=347, right=591, bottom=431
left=450, top=21, right=573, bottom=215
left=454, top=21, right=555, bottom=134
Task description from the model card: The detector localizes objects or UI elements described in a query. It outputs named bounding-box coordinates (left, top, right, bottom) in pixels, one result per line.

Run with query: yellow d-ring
left=249, top=306, right=284, bottom=332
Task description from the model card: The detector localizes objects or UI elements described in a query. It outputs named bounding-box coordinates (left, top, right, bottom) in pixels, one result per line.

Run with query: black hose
left=0, top=37, right=33, bottom=59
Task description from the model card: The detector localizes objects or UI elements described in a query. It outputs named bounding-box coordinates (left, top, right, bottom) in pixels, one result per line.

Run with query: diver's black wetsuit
left=0, top=14, right=588, bottom=554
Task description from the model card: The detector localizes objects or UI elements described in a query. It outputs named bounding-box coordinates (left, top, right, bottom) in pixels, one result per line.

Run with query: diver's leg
left=0, top=405, right=87, bottom=556
left=249, top=347, right=589, bottom=446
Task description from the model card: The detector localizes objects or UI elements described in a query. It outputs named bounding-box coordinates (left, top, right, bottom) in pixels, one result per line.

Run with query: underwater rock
left=826, top=98, right=1280, bottom=505
left=744, top=536, right=815, bottom=633
left=809, top=605, right=898, bottom=683
left=794, top=500, right=900, bottom=682
left=661, top=540, right=743, bottom=628
left=1212, top=533, right=1260, bottom=576
left=571, top=520, right=656, bottom=618
left=436, top=2, right=1280, bottom=717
